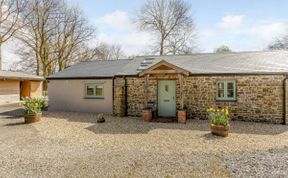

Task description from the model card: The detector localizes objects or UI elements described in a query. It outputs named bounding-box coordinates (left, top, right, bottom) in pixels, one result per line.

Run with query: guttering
left=0, top=77, right=44, bottom=81
left=112, top=76, right=115, bottom=115
left=188, top=72, right=288, bottom=76
left=114, top=74, right=138, bottom=77
left=47, top=76, right=114, bottom=80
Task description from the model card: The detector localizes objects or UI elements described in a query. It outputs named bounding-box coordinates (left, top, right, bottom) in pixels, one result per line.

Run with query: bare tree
left=95, top=42, right=125, bottom=60
left=16, top=0, right=58, bottom=77
left=52, top=5, right=95, bottom=71
left=268, top=35, right=288, bottom=50
left=17, top=0, right=96, bottom=77
left=0, top=0, right=27, bottom=69
left=166, top=27, right=196, bottom=55
left=136, top=0, right=195, bottom=55
left=215, top=45, right=232, bottom=53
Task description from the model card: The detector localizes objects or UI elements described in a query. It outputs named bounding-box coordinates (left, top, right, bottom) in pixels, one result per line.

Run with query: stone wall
left=113, top=77, right=126, bottom=116
left=126, top=75, right=182, bottom=116
left=184, top=75, right=285, bottom=124
left=123, top=75, right=285, bottom=124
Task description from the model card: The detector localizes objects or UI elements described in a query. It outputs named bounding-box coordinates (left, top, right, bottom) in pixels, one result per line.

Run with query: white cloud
left=250, top=22, right=287, bottom=43
left=97, top=10, right=133, bottom=31
left=199, top=15, right=288, bottom=52
left=95, top=10, right=152, bottom=55
left=217, top=15, right=245, bottom=29
left=96, top=32, right=151, bottom=55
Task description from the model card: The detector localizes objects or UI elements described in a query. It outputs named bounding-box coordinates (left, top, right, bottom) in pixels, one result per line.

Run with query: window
left=216, top=80, right=236, bottom=101
left=85, top=84, right=104, bottom=99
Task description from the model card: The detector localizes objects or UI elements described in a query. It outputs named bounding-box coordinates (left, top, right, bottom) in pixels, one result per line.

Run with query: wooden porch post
left=144, top=74, right=150, bottom=108
left=179, top=74, right=184, bottom=110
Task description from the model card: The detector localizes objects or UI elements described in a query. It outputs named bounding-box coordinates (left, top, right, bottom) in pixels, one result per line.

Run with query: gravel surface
left=0, top=107, right=288, bottom=177
left=224, top=148, right=288, bottom=178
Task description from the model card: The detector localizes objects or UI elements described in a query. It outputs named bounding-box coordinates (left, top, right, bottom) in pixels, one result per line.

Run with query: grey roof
left=0, top=70, right=44, bottom=80
left=48, top=50, right=288, bottom=79
left=118, top=50, right=288, bottom=75
left=48, top=59, right=132, bottom=79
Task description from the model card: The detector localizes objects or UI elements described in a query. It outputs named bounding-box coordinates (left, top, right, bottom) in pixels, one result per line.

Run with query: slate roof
left=0, top=70, right=44, bottom=80
left=48, top=59, right=132, bottom=79
left=48, top=50, right=288, bottom=79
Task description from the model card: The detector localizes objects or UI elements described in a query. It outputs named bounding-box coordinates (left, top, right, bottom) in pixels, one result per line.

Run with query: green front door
left=158, top=80, right=176, bottom=117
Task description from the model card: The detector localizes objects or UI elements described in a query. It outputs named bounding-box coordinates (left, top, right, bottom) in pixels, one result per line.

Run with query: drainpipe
left=124, top=76, right=128, bottom=116
left=283, top=76, right=288, bottom=125
left=112, top=76, right=115, bottom=115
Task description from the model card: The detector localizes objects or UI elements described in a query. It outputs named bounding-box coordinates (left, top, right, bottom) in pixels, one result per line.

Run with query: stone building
left=48, top=51, right=288, bottom=124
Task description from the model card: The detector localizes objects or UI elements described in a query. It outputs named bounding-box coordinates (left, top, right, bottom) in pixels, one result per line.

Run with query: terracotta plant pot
left=210, top=124, right=230, bottom=137
left=24, top=113, right=42, bottom=124
left=142, top=109, right=152, bottom=122
left=178, top=110, right=186, bottom=124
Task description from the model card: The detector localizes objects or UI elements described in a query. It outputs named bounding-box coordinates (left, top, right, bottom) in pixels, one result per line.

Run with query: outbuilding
left=48, top=51, right=288, bottom=124
left=0, top=70, right=44, bottom=105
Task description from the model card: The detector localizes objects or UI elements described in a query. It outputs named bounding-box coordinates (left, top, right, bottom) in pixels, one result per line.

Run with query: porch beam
left=144, top=74, right=149, bottom=107
left=140, top=70, right=189, bottom=76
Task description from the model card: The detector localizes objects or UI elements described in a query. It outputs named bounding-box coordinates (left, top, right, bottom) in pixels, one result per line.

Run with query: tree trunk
left=35, top=52, right=40, bottom=75
left=160, top=36, right=164, bottom=55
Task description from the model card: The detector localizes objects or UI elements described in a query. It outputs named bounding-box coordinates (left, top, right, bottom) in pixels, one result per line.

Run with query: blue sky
left=3, top=0, right=288, bottom=69
left=68, top=0, right=288, bottom=54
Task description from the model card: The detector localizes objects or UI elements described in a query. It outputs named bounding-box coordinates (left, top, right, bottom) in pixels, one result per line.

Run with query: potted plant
left=96, top=114, right=105, bottom=123
left=142, top=107, right=152, bottom=122
left=23, top=97, right=44, bottom=124
left=207, top=107, right=230, bottom=137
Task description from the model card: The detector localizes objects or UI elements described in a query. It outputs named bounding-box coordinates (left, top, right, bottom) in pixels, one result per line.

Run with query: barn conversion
left=48, top=51, right=288, bottom=124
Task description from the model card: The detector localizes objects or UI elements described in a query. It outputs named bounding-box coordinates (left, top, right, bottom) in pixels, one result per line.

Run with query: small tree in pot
left=23, top=97, right=45, bottom=124
left=207, top=107, right=230, bottom=137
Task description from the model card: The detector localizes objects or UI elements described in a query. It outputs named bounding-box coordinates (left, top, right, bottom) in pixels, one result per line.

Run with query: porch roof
left=139, top=60, right=190, bottom=76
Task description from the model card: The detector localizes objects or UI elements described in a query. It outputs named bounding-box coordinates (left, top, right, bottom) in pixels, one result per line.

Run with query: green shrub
left=207, top=107, right=230, bottom=127
left=22, top=97, right=45, bottom=115
left=96, top=114, right=105, bottom=123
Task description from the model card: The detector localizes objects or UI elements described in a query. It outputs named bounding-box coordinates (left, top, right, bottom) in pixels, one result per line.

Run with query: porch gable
left=139, top=60, right=190, bottom=77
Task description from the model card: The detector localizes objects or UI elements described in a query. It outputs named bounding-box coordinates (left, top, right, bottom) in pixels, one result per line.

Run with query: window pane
left=227, top=82, right=234, bottom=90
left=95, top=85, right=103, bottom=96
left=165, top=85, right=169, bottom=92
left=227, top=89, right=234, bottom=98
left=218, top=82, right=225, bottom=89
left=86, top=85, right=94, bottom=96
left=218, top=90, right=225, bottom=98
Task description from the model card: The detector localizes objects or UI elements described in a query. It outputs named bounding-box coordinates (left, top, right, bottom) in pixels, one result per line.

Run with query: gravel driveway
left=0, top=106, right=288, bottom=178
